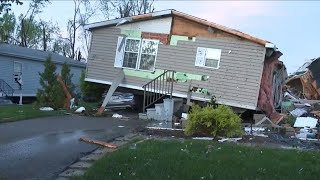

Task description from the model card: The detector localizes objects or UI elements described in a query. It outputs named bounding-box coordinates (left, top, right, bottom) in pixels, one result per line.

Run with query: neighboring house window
left=14, top=61, right=22, bottom=74
left=195, top=47, right=221, bottom=69
left=114, top=36, right=159, bottom=71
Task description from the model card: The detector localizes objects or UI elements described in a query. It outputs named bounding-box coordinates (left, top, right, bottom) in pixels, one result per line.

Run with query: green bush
left=36, top=56, right=65, bottom=110
left=185, top=104, right=243, bottom=138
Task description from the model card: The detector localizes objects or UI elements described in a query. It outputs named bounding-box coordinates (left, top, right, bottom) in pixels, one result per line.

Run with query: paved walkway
left=0, top=113, right=146, bottom=180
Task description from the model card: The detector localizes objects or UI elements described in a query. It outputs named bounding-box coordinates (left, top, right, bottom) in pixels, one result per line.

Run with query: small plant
left=283, top=114, right=296, bottom=127
left=185, top=104, right=243, bottom=138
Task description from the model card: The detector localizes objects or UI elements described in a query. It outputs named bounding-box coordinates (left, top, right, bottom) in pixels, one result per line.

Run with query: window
left=138, top=39, right=158, bottom=71
left=14, top=61, right=22, bottom=74
left=114, top=37, right=159, bottom=71
left=123, top=38, right=140, bottom=69
left=195, top=47, right=221, bottom=69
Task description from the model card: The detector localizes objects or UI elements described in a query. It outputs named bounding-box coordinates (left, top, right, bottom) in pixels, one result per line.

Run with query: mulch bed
left=140, top=128, right=320, bottom=150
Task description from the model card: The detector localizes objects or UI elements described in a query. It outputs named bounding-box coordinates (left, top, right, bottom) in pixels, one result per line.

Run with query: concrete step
left=146, top=108, right=156, bottom=120
left=163, top=98, right=173, bottom=121
left=0, top=96, right=13, bottom=105
left=155, top=103, right=165, bottom=121
left=138, top=113, right=148, bottom=120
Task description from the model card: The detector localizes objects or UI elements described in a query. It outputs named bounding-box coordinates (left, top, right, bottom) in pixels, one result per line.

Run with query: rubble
left=285, top=57, right=320, bottom=100
left=293, top=117, right=318, bottom=128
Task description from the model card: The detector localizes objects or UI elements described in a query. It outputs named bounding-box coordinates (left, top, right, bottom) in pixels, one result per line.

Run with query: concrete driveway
left=0, top=112, right=146, bottom=180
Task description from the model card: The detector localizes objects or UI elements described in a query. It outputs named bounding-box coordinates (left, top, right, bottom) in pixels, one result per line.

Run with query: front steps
left=0, top=96, right=13, bottom=105
left=141, top=98, right=184, bottom=122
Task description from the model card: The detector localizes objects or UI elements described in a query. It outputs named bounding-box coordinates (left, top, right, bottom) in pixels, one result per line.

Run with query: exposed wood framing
left=172, top=11, right=268, bottom=45
left=171, top=16, right=241, bottom=40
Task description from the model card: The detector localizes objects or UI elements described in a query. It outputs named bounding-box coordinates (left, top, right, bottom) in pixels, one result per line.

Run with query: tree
left=64, top=0, right=95, bottom=60
left=0, top=0, right=23, bottom=14
left=17, top=15, right=42, bottom=48
left=80, top=70, right=105, bottom=102
left=99, top=0, right=155, bottom=18
left=61, top=62, right=75, bottom=95
left=0, top=12, right=15, bottom=43
left=39, top=20, right=60, bottom=51
left=36, top=56, right=64, bottom=109
left=16, top=0, right=50, bottom=48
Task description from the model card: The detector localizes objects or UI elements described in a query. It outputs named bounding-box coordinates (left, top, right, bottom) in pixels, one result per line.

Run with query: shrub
left=283, top=114, right=296, bottom=127
left=79, top=70, right=106, bottom=102
left=185, top=104, right=243, bottom=138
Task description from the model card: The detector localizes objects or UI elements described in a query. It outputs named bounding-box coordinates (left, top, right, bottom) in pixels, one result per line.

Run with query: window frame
left=122, top=37, right=141, bottom=70
left=14, top=61, right=22, bottom=74
left=137, top=39, right=159, bottom=72
left=195, top=47, right=222, bottom=69
left=117, top=37, right=159, bottom=72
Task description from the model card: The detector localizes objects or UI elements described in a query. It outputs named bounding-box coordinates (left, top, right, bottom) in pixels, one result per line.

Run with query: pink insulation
left=258, top=51, right=284, bottom=123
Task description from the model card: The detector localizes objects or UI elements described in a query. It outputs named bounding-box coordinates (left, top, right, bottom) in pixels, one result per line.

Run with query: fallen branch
left=79, top=137, right=117, bottom=149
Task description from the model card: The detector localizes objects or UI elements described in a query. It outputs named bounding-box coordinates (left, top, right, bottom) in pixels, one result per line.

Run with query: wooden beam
left=80, top=137, right=117, bottom=149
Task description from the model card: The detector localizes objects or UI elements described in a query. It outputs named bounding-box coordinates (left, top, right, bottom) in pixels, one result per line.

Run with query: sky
left=10, top=0, right=320, bottom=74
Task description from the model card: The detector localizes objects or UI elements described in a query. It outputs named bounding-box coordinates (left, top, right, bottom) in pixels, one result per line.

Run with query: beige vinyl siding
left=86, top=27, right=266, bottom=110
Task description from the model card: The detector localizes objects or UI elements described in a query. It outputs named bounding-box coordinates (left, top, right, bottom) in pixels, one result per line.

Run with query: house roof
left=0, top=43, right=86, bottom=68
left=85, top=9, right=273, bottom=46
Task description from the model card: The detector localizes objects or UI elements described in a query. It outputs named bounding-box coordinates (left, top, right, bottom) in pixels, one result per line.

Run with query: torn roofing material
left=84, top=9, right=271, bottom=46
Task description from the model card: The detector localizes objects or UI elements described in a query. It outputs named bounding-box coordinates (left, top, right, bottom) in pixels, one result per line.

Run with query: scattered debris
left=118, top=125, right=125, bottom=128
left=39, top=107, right=54, bottom=111
left=218, top=138, right=242, bottom=143
left=293, top=117, right=318, bottom=128
left=192, top=137, right=213, bottom=141
left=290, top=108, right=307, bottom=117
left=112, top=113, right=129, bottom=121
left=75, top=107, right=85, bottom=113
left=79, top=137, right=117, bottom=148
left=181, top=113, right=188, bottom=120
left=112, top=113, right=123, bottom=118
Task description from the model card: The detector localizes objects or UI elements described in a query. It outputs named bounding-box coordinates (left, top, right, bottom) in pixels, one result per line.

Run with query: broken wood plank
left=79, top=137, right=117, bottom=149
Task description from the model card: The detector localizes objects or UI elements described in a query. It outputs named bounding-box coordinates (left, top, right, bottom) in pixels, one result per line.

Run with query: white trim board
left=85, top=78, right=257, bottom=110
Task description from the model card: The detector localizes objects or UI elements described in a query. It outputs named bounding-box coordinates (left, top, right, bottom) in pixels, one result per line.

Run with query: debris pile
left=253, top=57, right=320, bottom=141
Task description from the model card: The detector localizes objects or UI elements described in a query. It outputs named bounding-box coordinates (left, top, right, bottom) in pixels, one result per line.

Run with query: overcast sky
left=11, top=0, right=320, bottom=74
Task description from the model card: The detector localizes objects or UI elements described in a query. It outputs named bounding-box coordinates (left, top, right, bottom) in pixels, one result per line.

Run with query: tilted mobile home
left=84, top=10, right=287, bottom=122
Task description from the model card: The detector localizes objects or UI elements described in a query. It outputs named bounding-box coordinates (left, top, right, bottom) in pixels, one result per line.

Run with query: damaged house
left=285, top=57, right=320, bottom=100
left=84, top=10, right=287, bottom=122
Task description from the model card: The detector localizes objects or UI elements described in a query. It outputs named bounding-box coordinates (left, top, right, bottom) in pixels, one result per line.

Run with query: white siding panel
left=118, top=17, right=172, bottom=34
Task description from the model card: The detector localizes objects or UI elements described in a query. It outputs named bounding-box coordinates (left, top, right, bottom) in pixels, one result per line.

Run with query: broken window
left=114, top=36, right=159, bottom=72
left=195, top=47, right=221, bottom=69
left=138, top=39, right=158, bottom=71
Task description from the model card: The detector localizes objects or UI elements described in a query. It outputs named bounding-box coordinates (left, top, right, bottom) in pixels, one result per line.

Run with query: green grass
left=73, top=139, right=320, bottom=180
left=0, top=104, right=64, bottom=123
left=77, top=101, right=101, bottom=110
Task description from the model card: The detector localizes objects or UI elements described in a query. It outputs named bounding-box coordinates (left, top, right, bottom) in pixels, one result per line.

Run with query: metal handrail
left=143, top=70, right=175, bottom=113
left=0, top=79, right=14, bottom=97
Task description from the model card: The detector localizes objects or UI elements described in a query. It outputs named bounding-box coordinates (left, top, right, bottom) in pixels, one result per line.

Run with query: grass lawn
left=0, top=104, right=64, bottom=123
left=73, top=139, right=320, bottom=180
